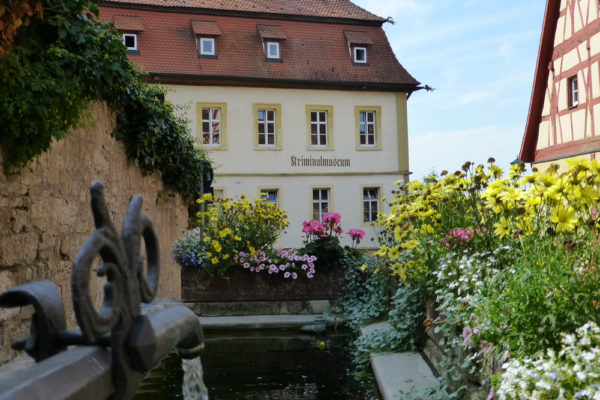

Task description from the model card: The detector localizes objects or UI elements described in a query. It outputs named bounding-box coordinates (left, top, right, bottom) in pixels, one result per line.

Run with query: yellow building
left=520, top=0, right=600, bottom=171
left=99, top=0, right=421, bottom=248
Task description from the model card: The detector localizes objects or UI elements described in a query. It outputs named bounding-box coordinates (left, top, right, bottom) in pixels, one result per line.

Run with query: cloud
left=409, top=125, right=523, bottom=180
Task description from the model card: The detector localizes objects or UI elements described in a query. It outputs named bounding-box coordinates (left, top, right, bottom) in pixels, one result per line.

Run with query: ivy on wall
left=0, top=0, right=210, bottom=204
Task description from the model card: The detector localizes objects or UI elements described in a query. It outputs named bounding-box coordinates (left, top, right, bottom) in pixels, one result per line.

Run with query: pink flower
left=292, top=272, right=298, bottom=279
left=462, top=326, right=475, bottom=347
left=284, top=271, right=291, bottom=278
left=347, top=228, right=366, bottom=241
left=321, top=212, right=341, bottom=225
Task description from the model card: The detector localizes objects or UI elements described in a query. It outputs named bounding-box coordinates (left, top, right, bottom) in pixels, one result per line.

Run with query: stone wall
left=0, top=102, right=189, bottom=365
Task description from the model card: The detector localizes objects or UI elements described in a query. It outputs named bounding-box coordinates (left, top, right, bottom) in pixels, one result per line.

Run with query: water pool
left=134, top=329, right=380, bottom=400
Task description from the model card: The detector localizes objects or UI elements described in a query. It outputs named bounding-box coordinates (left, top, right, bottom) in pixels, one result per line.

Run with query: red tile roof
left=112, top=15, right=145, bottom=31
left=344, top=30, right=373, bottom=45
left=98, top=6, right=419, bottom=90
left=191, top=20, right=222, bottom=36
left=257, top=25, right=287, bottom=40
left=101, top=0, right=385, bottom=23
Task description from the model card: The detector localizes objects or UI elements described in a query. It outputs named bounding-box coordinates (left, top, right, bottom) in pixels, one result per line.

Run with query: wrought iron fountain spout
left=0, top=181, right=204, bottom=400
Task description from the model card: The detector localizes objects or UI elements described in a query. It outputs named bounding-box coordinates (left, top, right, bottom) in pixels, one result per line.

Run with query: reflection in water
left=134, top=330, right=380, bottom=400
left=182, top=358, right=210, bottom=400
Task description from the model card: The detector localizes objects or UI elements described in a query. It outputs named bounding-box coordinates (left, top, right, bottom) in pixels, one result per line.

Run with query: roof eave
left=144, top=73, right=420, bottom=92
left=519, top=0, right=561, bottom=163
left=97, top=1, right=386, bottom=26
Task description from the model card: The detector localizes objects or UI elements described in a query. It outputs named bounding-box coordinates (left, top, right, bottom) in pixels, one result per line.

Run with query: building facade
left=99, top=0, right=420, bottom=248
left=520, top=0, right=600, bottom=170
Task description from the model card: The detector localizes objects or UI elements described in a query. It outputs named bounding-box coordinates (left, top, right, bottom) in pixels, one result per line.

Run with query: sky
left=352, top=0, right=548, bottom=180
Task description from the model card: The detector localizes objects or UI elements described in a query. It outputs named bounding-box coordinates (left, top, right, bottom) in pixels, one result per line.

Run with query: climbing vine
left=0, top=0, right=210, bottom=203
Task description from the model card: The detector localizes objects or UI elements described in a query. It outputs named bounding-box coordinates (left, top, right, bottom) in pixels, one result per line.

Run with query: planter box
left=181, top=266, right=346, bottom=302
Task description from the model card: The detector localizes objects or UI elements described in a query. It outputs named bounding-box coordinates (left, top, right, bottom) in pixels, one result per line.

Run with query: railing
left=0, top=181, right=204, bottom=400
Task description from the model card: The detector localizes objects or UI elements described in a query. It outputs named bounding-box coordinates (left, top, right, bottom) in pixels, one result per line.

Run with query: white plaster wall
left=212, top=174, right=404, bottom=249
left=163, top=85, right=405, bottom=174
left=162, top=84, right=409, bottom=249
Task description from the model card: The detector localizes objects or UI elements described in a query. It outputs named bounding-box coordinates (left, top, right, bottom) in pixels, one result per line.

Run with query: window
left=266, top=41, right=280, bottom=59
left=197, top=103, right=227, bottom=149
left=259, top=188, right=279, bottom=207
left=306, top=105, right=333, bottom=150
left=362, top=187, right=380, bottom=223
left=355, top=106, right=381, bottom=150
left=199, top=37, right=215, bottom=56
left=312, top=188, right=330, bottom=220
left=353, top=46, right=367, bottom=64
left=122, top=33, right=138, bottom=51
left=569, top=75, right=579, bottom=108
left=254, top=104, right=282, bottom=150
left=213, top=188, right=225, bottom=201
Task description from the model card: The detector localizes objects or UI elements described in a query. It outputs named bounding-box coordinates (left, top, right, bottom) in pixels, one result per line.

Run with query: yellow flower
left=317, top=341, right=325, bottom=350
left=206, top=252, right=212, bottom=257
left=400, top=240, right=419, bottom=250
left=373, top=245, right=388, bottom=257
left=493, top=217, right=511, bottom=238
left=234, top=235, right=242, bottom=241
left=211, top=257, right=219, bottom=264
left=223, top=254, right=230, bottom=260
left=211, top=240, right=222, bottom=253
left=360, top=264, right=368, bottom=272
left=203, top=236, right=211, bottom=243
left=388, top=246, right=400, bottom=259
left=550, top=206, right=578, bottom=233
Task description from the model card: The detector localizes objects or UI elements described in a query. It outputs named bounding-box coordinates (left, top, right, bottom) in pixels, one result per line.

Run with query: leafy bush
left=0, top=0, right=210, bottom=202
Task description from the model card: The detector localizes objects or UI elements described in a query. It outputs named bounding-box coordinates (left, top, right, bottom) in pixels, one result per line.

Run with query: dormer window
left=123, top=33, right=138, bottom=51
left=353, top=47, right=367, bottom=64
left=112, top=15, right=145, bottom=56
left=344, top=30, right=373, bottom=66
left=257, top=24, right=286, bottom=62
left=191, top=20, right=221, bottom=59
left=199, top=37, right=215, bottom=56
left=266, top=41, right=280, bottom=59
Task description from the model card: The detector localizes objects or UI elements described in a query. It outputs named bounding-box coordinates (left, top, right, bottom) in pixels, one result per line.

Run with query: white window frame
left=310, top=111, right=328, bottom=147
left=199, top=37, right=215, bottom=56
left=312, top=188, right=330, bottom=221
left=569, top=75, right=579, bottom=108
left=201, top=107, right=222, bottom=146
left=359, top=110, right=376, bottom=147
left=363, top=187, right=379, bottom=223
left=122, top=33, right=138, bottom=51
left=266, top=41, right=280, bottom=59
left=353, top=46, right=367, bottom=64
left=257, top=108, right=277, bottom=147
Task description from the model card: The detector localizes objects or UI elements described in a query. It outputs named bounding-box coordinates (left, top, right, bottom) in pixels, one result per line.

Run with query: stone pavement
left=361, top=321, right=440, bottom=400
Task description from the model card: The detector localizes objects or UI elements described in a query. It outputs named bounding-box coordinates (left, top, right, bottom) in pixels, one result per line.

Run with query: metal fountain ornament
left=0, top=181, right=205, bottom=400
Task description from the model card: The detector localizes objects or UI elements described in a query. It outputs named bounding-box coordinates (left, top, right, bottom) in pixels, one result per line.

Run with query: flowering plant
left=173, top=193, right=289, bottom=276
left=300, top=212, right=363, bottom=270
left=235, top=248, right=317, bottom=279
left=495, top=321, right=600, bottom=399
left=347, top=228, right=366, bottom=247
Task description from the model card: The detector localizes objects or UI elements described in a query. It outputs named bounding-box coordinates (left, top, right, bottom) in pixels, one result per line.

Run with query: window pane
left=360, top=112, right=365, bottom=123
left=213, top=134, right=220, bottom=144
left=368, top=125, right=374, bottom=134
left=267, top=122, right=275, bottom=134
left=311, top=124, right=318, bottom=134
left=212, top=121, right=220, bottom=134
left=267, top=135, right=275, bottom=145
left=258, top=110, right=265, bottom=121
left=311, top=112, right=318, bottom=122
left=319, top=136, right=326, bottom=145
left=267, top=110, right=275, bottom=120
left=202, top=108, right=209, bottom=119
left=202, top=122, right=209, bottom=133
left=259, top=135, right=265, bottom=145
left=311, top=135, right=318, bottom=145
left=367, top=112, right=374, bottom=122
left=360, top=135, right=366, bottom=145
left=202, top=134, right=209, bottom=144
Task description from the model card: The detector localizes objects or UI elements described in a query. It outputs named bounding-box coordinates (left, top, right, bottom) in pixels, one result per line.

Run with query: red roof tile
left=257, top=25, right=287, bottom=40
left=112, top=15, right=145, bottom=31
left=344, top=30, right=373, bottom=45
left=101, top=0, right=385, bottom=23
left=97, top=7, right=419, bottom=89
left=191, top=20, right=222, bottom=36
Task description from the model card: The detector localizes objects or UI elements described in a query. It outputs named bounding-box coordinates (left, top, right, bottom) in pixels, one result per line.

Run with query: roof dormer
left=192, top=20, right=222, bottom=59
left=344, top=30, right=373, bottom=65
left=257, top=25, right=286, bottom=62
left=112, top=15, right=145, bottom=55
